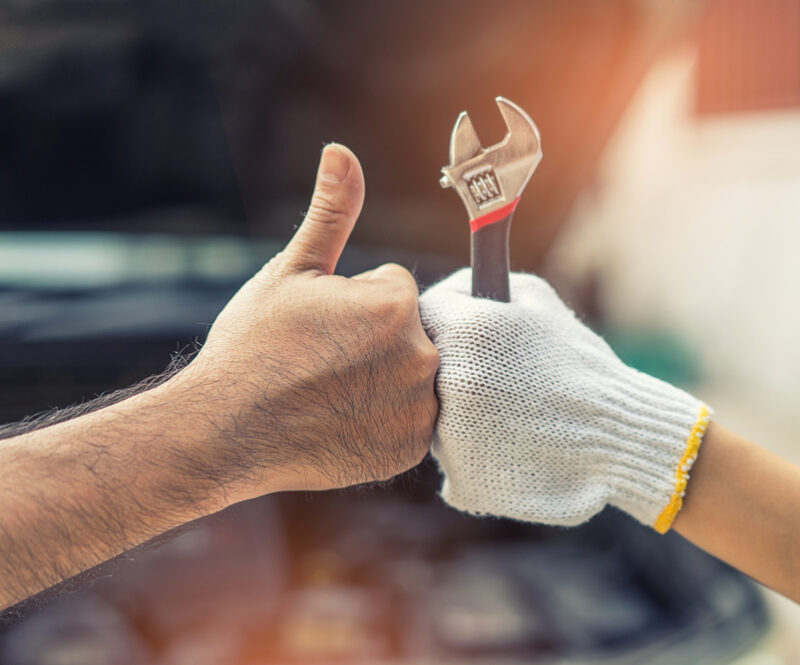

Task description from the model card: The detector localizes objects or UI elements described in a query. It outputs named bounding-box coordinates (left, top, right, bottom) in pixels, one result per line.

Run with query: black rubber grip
left=470, top=213, right=513, bottom=302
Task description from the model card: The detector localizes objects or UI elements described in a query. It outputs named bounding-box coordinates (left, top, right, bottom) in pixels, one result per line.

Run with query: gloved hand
left=419, top=269, right=710, bottom=533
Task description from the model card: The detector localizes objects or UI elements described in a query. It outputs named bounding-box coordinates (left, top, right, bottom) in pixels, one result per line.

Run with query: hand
left=173, top=144, right=439, bottom=505
left=419, top=269, right=709, bottom=532
left=0, top=144, right=439, bottom=610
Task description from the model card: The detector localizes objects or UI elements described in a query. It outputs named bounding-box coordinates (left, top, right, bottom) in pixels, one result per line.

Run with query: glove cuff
left=600, top=369, right=711, bottom=533
left=651, top=404, right=709, bottom=533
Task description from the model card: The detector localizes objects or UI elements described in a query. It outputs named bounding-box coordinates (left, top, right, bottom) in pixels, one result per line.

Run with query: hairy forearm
left=0, top=374, right=228, bottom=610
left=673, top=422, right=800, bottom=602
left=0, top=144, right=440, bottom=615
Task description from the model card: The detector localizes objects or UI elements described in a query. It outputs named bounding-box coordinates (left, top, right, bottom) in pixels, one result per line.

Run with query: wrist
left=154, top=360, right=298, bottom=510
left=123, top=375, right=233, bottom=519
left=599, top=367, right=710, bottom=532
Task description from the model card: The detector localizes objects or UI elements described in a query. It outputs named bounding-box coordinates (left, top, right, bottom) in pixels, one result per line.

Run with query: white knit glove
left=419, top=269, right=710, bottom=533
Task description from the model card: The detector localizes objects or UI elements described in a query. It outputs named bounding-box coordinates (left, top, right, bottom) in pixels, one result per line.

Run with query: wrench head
left=440, top=96, right=542, bottom=221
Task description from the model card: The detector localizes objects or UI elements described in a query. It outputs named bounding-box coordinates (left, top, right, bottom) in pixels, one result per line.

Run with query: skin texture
left=673, top=422, right=800, bottom=603
left=0, top=144, right=439, bottom=610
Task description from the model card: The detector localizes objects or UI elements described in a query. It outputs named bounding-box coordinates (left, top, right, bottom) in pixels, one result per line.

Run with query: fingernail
left=320, top=144, right=350, bottom=183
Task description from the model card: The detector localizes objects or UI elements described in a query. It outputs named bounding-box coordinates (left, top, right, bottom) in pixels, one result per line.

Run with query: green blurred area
left=604, top=329, right=703, bottom=387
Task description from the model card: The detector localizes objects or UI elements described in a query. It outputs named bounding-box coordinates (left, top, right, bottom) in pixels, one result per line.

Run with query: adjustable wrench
left=439, top=97, right=542, bottom=302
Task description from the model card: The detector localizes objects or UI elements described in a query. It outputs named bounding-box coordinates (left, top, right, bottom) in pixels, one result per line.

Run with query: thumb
left=283, top=143, right=365, bottom=274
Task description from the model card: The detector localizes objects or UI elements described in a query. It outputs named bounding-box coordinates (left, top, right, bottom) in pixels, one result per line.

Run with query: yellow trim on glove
left=653, top=405, right=711, bottom=534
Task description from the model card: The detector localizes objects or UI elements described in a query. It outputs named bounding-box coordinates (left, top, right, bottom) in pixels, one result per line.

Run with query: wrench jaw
left=448, top=111, right=482, bottom=166
left=439, top=96, right=542, bottom=221
left=439, top=96, right=542, bottom=302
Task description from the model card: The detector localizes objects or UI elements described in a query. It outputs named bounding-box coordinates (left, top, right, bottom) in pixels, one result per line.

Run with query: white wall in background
left=549, top=49, right=800, bottom=415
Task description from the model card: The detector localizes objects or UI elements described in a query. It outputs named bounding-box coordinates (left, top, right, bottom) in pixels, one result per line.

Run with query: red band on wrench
left=469, top=197, right=521, bottom=233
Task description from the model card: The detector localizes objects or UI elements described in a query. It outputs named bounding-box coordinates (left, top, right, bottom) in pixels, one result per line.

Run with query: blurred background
left=1, top=0, right=800, bottom=662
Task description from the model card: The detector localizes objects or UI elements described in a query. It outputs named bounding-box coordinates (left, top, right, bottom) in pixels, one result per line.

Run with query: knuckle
left=408, top=446, right=428, bottom=469
left=428, top=392, right=440, bottom=419
left=414, top=426, right=434, bottom=459
left=376, top=288, right=417, bottom=323
left=417, top=339, right=440, bottom=375
left=419, top=393, right=439, bottom=431
left=377, top=263, right=418, bottom=291
left=396, top=285, right=419, bottom=311
left=382, top=262, right=412, bottom=278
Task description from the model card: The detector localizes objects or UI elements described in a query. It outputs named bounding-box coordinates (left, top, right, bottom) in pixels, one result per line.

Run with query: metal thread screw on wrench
left=439, top=97, right=542, bottom=302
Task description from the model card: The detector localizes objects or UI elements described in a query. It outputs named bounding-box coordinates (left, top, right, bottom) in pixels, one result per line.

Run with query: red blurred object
left=696, top=0, right=800, bottom=114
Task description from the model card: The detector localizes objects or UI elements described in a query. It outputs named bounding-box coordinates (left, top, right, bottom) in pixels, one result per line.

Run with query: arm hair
left=0, top=348, right=197, bottom=629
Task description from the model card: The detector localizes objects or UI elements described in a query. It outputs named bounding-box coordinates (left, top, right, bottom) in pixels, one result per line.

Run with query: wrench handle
left=470, top=211, right=513, bottom=302
left=469, top=197, right=520, bottom=302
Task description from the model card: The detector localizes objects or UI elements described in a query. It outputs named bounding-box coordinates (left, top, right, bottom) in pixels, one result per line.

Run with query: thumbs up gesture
left=177, top=144, right=439, bottom=505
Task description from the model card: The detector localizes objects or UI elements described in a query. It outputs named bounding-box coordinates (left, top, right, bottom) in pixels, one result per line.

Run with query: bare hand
left=0, top=144, right=438, bottom=610
left=175, top=144, right=439, bottom=505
